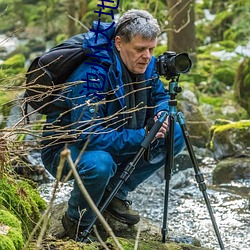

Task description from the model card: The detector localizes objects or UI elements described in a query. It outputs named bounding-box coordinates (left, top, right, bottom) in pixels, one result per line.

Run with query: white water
left=39, top=157, right=250, bottom=250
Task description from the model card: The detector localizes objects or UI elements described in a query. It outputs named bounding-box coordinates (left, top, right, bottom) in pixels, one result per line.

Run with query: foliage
left=234, top=57, right=250, bottom=115
left=197, top=0, right=250, bottom=46
left=0, top=209, right=24, bottom=250
left=0, top=174, right=47, bottom=238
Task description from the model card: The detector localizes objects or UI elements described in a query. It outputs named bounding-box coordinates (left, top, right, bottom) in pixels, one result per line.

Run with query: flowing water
left=38, top=156, right=250, bottom=250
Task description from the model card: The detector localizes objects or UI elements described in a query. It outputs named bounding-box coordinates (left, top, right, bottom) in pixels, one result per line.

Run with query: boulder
left=213, top=157, right=250, bottom=184
left=42, top=201, right=211, bottom=250
left=209, top=120, right=250, bottom=160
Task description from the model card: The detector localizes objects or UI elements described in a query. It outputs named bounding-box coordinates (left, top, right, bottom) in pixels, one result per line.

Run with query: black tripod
left=82, top=77, right=225, bottom=250
left=161, top=77, right=225, bottom=249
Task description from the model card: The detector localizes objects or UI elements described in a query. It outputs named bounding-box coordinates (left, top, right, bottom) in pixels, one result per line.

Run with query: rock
left=213, top=157, right=250, bottom=184
left=179, top=100, right=211, bottom=148
left=44, top=202, right=212, bottom=250
left=209, top=120, right=250, bottom=160
left=170, top=168, right=193, bottom=189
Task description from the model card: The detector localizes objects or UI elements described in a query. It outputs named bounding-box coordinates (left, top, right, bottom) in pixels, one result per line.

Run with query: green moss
left=0, top=235, right=16, bottom=250
left=0, top=175, right=47, bottom=239
left=0, top=209, right=24, bottom=249
left=7, top=228, right=24, bottom=249
left=213, top=67, right=235, bottom=86
left=105, top=237, right=206, bottom=250
left=213, top=120, right=250, bottom=133
left=209, top=120, right=250, bottom=150
left=0, top=209, right=21, bottom=229
left=1, top=54, right=25, bottom=69
left=199, top=95, right=224, bottom=107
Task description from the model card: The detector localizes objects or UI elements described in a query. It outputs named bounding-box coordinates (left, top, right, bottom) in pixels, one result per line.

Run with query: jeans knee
left=78, top=150, right=117, bottom=181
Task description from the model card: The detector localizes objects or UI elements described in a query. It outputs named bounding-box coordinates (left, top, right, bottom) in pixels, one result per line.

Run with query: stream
left=38, top=155, right=250, bottom=250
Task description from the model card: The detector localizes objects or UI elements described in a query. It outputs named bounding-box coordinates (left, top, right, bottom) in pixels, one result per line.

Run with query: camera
left=156, top=51, right=192, bottom=79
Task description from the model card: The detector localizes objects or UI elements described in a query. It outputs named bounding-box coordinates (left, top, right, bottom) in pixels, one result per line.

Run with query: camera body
left=156, top=51, right=192, bottom=79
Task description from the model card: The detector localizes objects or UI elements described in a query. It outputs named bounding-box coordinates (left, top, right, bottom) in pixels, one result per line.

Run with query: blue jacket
left=44, top=22, right=170, bottom=156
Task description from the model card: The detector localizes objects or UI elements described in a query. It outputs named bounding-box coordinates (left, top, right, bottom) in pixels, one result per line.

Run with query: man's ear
left=115, top=36, right=122, bottom=51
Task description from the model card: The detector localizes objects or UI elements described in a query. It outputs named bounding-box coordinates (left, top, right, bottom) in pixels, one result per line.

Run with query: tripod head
left=168, top=76, right=182, bottom=100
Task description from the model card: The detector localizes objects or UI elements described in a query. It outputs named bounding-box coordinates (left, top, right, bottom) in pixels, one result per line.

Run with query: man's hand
left=154, top=111, right=169, bottom=139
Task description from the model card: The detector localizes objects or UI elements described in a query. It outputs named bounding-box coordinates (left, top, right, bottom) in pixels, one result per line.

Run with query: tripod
left=82, top=77, right=225, bottom=250
left=161, top=77, right=225, bottom=249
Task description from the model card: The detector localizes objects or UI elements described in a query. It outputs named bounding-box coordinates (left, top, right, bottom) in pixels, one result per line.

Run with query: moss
left=1, top=54, right=25, bottom=69
left=213, top=67, right=235, bottom=86
left=199, top=95, right=224, bottom=107
left=7, top=228, right=24, bottom=249
left=0, top=209, right=21, bottom=229
left=213, top=120, right=250, bottom=133
left=0, top=235, right=16, bottom=250
left=0, top=175, right=47, bottom=239
left=105, top=237, right=207, bottom=250
left=235, top=57, right=250, bottom=115
left=0, top=209, right=24, bottom=249
left=209, top=120, right=250, bottom=151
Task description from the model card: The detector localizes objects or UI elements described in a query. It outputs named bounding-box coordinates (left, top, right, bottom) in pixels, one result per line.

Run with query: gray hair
left=115, top=9, right=160, bottom=43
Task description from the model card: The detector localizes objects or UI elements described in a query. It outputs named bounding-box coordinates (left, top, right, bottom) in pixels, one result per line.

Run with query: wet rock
left=213, top=157, right=250, bottom=184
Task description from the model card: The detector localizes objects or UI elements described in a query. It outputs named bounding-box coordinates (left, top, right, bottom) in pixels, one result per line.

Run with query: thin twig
left=93, top=225, right=110, bottom=250
left=61, top=148, right=124, bottom=250
left=134, top=220, right=142, bottom=250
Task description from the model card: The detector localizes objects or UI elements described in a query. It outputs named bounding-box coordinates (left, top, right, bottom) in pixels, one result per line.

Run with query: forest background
left=0, top=0, right=250, bottom=125
left=0, top=0, right=250, bottom=249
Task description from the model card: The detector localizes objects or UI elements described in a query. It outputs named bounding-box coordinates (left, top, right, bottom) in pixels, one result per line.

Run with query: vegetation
left=0, top=0, right=250, bottom=249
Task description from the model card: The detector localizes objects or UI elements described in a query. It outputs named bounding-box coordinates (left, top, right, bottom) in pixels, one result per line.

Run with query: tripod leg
left=81, top=112, right=168, bottom=240
left=162, top=114, right=175, bottom=243
left=177, top=112, right=225, bottom=250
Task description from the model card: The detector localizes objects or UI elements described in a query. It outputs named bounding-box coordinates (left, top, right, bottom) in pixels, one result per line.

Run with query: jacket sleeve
left=66, top=62, right=146, bottom=156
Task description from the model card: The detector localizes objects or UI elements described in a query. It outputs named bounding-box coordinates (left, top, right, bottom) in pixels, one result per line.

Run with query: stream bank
left=38, top=152, right=250, bottom=250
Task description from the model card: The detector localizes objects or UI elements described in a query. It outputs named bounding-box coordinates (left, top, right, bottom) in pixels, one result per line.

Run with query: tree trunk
left=167, top=0, right=196, bottom=62
left=78, top=0, right=88, bottom=20
left=67, top=0, right=77, bottom=36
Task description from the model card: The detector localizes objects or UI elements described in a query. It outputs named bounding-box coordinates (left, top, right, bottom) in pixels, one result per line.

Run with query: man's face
left=115, top=35, right=157, bottom=74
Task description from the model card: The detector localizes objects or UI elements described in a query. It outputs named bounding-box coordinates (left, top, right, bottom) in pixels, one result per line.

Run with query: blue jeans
left=41, top=123, right=185, bottom=226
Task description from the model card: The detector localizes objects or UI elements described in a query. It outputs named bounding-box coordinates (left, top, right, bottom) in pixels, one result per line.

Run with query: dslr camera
left=156, top=51, right=192, bottom=79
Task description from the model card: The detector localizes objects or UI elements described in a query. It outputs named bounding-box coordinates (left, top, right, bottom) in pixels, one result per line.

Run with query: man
left=41, top=9, right=185, bottom=241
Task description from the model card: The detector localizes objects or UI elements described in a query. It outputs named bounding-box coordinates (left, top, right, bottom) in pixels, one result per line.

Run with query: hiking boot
left=105, top=196, right=140, bottom=225
left=61, top=213, right=97, bottom=243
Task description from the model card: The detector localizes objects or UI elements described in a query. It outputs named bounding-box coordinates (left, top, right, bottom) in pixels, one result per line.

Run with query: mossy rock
left=209, top=120, right=250, bottom=160
left=0, top=209, right=24, bottom=250
left=106, top=237, right=210, bottom=250
left=199, top=92, right=248, bottom=122
left=0, top=174, right=47, bottom=239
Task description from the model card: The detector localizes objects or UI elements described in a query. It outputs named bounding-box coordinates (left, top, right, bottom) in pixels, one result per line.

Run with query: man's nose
left=142, top=49, right=151, bottom=59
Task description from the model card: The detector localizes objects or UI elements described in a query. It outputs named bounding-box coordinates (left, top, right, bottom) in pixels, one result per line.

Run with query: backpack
left=24, top=34, right=92, bottom=115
